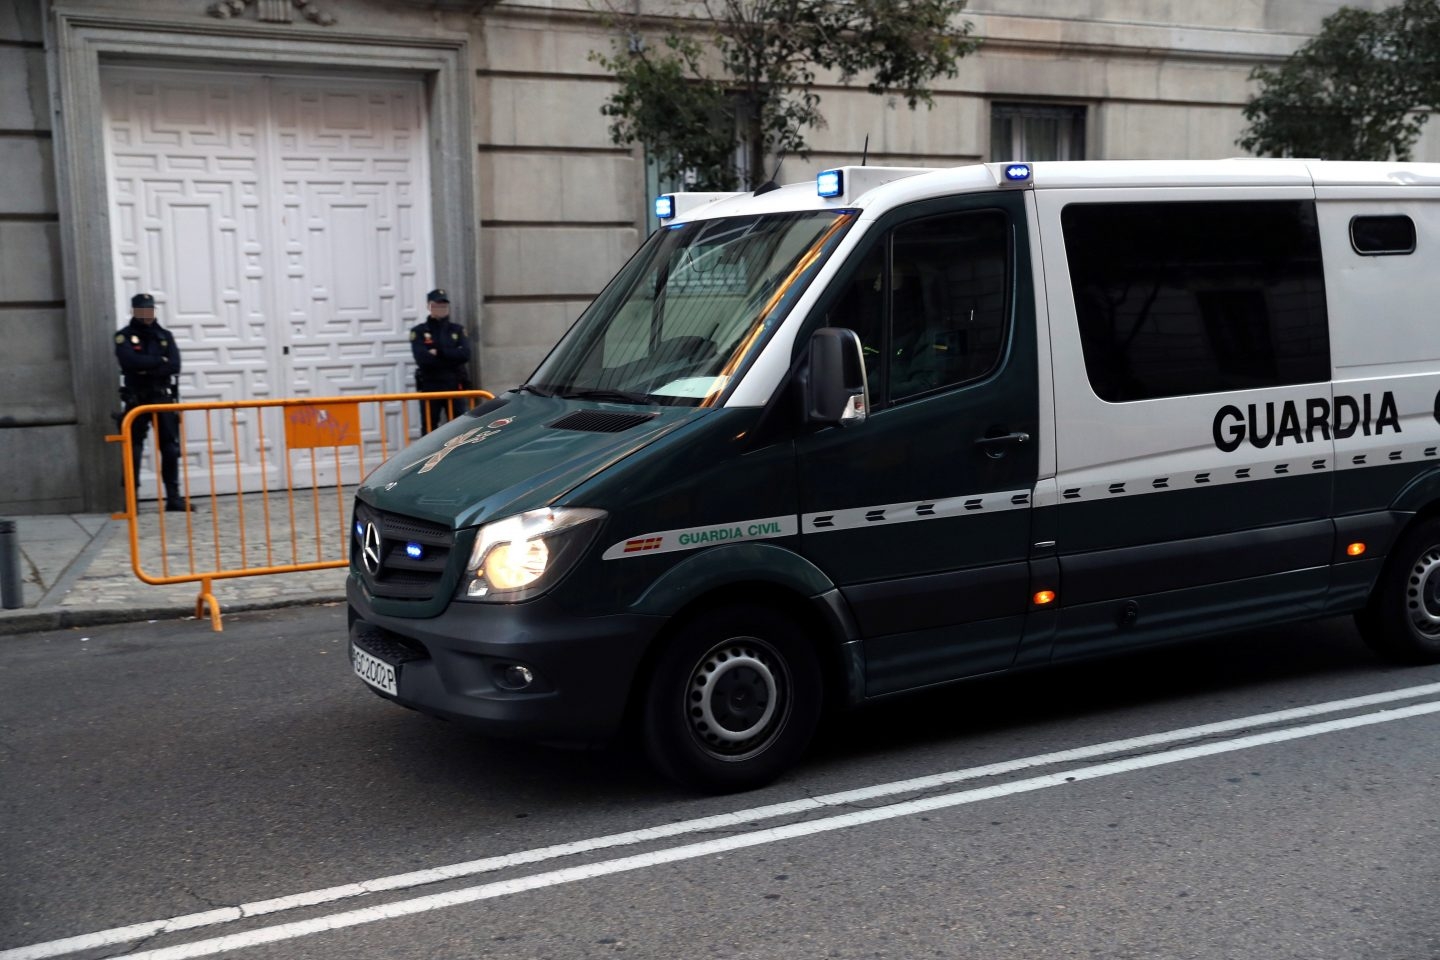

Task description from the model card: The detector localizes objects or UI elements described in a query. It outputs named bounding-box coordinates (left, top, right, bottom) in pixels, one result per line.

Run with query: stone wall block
left=0, top=0, right=44, bottom=43
left=485, top=78, right=620, bottom=150
left=481, top=153, right=636, bottom=223
left=809, top=91, right=977, bottom=157
left=486, top=21, right=614, bottom=77
left=485, top=226, right=640, bottom=298
left=481, top=154, right=567, bottom=221
left=482, top=300, right=590, bottom=350
left=0, top=308, right=76, bottom=425
left=1100, top=103, right=1246, bottom=159
left=0, top=222, right=62, bottom=302
left=0, top=425, right=83, bottom=514
left=0, top=139, right=57, bottom=216
left=0, top=48, right=51, bottom=132
left=479, top=343, right=552, bottom=394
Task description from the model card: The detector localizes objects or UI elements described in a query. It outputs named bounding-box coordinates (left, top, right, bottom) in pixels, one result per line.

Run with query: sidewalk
left=0, top=498, right=350, bottom=635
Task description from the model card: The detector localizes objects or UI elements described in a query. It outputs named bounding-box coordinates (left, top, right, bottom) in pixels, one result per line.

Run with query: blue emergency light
left=1004, top=163, right=1032, bottom=182
left=654, top=195, right=676, bottom=220
left=354, top=521, right=364, bottom=539
left=405, top=542, right=424, bottom=560
left=816, top=170, right=844, bottom=198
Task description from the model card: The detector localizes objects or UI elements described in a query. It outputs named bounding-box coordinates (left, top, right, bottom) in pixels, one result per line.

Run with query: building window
left=990, top=103, right=1086, bottom=161
left=1061, top=200, right=1331, bottom=403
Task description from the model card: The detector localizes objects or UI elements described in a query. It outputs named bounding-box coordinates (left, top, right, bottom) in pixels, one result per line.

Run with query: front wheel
left=1357, top=516, right=1440, bottom=664
left=642, top=604, right=823, bottom=792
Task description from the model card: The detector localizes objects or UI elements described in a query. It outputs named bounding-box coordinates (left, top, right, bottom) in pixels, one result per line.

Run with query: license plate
left=351, top=643, right=398, bottom=696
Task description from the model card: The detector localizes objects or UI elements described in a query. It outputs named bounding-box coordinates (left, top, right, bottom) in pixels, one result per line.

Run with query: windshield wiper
left=516, top=383, right=556, bottom=397
left=557, top=388, right=655, bottom=405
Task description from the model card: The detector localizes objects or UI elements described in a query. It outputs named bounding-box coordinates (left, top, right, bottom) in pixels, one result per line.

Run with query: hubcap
left=1406, top=547, right=1440, bottom=640
left=686, top=637, right=788, bottom=760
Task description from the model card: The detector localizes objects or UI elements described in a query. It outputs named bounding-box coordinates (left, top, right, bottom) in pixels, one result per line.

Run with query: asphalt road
left=3, top=604, right=1439, bottom=960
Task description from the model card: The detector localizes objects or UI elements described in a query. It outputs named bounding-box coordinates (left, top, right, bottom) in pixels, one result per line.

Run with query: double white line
left=8, top=681, right=1440, bottom=960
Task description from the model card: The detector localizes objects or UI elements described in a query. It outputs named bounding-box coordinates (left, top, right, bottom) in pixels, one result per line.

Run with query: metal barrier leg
left=196, top=577, right=223, bottom=632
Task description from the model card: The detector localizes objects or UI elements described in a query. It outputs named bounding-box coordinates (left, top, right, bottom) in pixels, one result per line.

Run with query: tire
left=642, top=604, right=823, bottom=793
left=1357, top=516, right=1440, bottom=664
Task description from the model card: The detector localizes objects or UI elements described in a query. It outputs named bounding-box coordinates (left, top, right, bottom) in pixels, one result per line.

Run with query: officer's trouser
left=418, top=390, right=469, bottom=435
left=127, top=405, right=181, bottom=501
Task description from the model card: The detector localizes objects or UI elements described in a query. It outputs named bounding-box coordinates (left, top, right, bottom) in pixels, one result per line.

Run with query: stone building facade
left=0, top=0, right=1412, bottom=513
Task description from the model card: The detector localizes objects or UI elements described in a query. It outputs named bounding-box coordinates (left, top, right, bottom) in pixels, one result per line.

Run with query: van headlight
left=458, top=507, right=606, bottom=601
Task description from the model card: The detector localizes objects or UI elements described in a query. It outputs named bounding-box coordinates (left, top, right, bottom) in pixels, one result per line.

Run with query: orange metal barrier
left=105, top=390, right=493, bottom=631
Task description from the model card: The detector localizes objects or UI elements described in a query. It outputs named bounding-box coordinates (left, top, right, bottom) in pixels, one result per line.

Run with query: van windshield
left=526, top=210, right=856, bottom=407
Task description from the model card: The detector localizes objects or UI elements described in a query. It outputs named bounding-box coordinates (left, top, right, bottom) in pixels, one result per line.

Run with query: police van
left=348, top=159, right=1440, bottom=791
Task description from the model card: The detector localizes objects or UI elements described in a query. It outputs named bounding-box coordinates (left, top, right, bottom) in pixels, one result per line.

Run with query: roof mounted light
left=1004, top=163, right=1032, bottom=182
left=654, top=195, right=676, bottom=220
left=816, top=169, right=844, bottom=198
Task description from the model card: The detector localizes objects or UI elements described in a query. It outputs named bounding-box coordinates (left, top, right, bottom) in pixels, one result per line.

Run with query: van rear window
left=1062, top=200, right=1330, bottom=403
left=1350, top=215, right=1416, bottom=255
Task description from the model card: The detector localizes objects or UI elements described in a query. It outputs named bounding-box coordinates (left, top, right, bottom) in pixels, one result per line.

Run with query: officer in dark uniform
left=115, top=293, right=189, bottom=511
left=409, top=288, right=472, bottom=433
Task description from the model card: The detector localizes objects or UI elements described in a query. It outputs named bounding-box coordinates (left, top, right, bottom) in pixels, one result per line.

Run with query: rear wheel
left=1357, top=516, right=1440, bottom=664
left=642, top=604, right=823, bottom=792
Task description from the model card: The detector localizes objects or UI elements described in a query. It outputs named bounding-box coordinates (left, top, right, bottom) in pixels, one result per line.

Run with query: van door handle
left=974, top=431, right=1030, bottom=455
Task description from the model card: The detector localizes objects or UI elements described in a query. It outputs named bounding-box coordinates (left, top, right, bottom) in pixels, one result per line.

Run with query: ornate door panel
left=103, top=68, right=433, bottom=494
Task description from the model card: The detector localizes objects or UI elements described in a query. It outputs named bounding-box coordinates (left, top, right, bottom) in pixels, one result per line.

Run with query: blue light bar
left=1004, top=163, right=1032, bottom=182
left=816, top=170, right=843, bottom=198
left=654, top=195, right=676, bottom=219
left=405, top=542, right=424, bottom=560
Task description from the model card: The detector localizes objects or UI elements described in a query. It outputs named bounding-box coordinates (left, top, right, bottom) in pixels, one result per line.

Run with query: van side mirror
left=806, top=327, right=869, bottom=427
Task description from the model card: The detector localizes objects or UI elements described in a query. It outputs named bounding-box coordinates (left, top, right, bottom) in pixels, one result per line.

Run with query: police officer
left=115, top=293, right=189, bottom=511
left=410, top=288, right=472, bottom=433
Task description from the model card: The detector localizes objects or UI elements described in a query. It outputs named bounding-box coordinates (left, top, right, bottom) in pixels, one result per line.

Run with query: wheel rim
left=1406, top=546, right=1440, bottom=640
left=685, top=636, right=790, bottom=762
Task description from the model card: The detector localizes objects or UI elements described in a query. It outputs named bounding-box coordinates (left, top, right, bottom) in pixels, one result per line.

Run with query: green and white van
left=348, top=159, right=1440, bottom=791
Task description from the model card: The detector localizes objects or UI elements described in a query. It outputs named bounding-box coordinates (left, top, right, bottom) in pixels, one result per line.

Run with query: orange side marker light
left=1033, top=590, right=1057, bottom=606
left=1346, top=542, right=1367, bottom=557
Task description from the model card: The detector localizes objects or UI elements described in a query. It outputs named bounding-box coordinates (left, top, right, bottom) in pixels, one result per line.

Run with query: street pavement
left=0, top=490, right=350, bottom=635
left=3, top=607, right=1440, bottom=960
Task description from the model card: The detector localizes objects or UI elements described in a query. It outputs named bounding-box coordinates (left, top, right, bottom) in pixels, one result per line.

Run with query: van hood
left=357, top=393, right=701, bottom=528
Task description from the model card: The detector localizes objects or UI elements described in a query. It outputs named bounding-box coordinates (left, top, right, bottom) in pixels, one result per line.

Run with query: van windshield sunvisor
left=528, top=210, right=857, bottom=408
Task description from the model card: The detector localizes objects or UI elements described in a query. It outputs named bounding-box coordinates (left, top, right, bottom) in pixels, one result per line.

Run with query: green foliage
left=1239, top=0, right=1440, bottom=160
left=590, top=0, right=978, bottom=190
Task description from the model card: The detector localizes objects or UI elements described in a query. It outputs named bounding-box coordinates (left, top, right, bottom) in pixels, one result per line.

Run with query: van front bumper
left=346, top=576, right=665, bottom=746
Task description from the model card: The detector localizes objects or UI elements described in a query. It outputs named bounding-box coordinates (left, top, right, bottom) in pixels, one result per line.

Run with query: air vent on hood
left=548, top=410, right=659, bottom=433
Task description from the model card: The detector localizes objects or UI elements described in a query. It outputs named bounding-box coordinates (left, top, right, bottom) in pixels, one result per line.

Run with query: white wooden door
left=103, top=67, right=433, bottom=494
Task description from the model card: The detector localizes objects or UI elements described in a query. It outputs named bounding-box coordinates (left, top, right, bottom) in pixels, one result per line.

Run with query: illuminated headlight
left=459, top=507, right=606, bottom=601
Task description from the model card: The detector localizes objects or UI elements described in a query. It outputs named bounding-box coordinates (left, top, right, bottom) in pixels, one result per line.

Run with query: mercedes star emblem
left=362, top=521, right=382, bottom=575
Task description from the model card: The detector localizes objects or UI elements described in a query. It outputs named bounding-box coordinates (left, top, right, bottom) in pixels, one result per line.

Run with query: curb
left=0, top=593, right=347, bottom=636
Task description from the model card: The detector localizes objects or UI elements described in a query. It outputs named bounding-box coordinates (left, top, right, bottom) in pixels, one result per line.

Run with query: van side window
left=1350, top=215, right=1416, bottom=255
left=1063, top=200, right=1330, bottom=403
left=827, top=209, right=1011, bottom=406
left=890, top=210, right=1010, bottom=401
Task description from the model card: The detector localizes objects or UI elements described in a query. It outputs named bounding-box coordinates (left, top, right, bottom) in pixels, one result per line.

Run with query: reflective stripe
left=801, top=488, right=1032, bottom=534
left=602, top=516, right=798, bottom=560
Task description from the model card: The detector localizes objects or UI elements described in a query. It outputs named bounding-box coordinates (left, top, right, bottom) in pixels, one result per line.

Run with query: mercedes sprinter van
left=348, top=159, right=1440, bottom=791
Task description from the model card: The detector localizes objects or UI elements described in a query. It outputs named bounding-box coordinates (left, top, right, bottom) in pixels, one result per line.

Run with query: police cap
left=427, top=289, right=449, bottom=303
left=131, top=293, right=155, bottom=309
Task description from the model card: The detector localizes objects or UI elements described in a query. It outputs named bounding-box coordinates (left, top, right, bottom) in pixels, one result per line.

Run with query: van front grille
left=352, top=501, right=454, bottom=601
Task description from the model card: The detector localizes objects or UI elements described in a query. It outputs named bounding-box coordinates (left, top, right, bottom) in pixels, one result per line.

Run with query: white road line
left=81, top=700, right=1440, bottom=960
left=6, top=680, right=1440, bottom=960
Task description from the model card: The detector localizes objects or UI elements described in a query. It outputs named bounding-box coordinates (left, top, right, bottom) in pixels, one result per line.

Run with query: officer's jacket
left=115, top=320, right=181, bottom=400
left=410, top=319, right=472, bottom=390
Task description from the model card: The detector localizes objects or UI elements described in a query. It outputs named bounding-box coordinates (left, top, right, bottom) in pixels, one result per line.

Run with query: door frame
left=46, top=9, right=475, bottom=510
